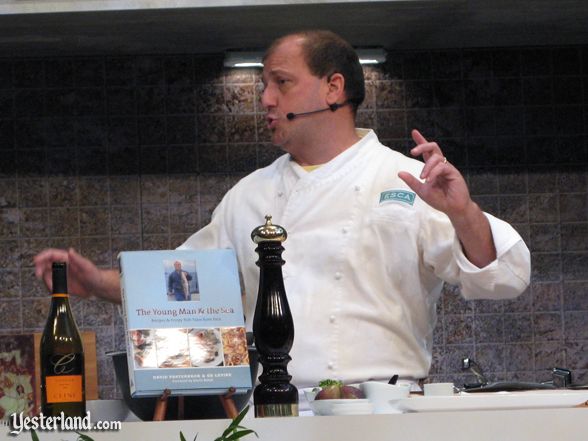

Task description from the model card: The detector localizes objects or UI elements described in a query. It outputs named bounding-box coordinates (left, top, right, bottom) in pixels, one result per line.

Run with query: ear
left=325, top=73, right=346, bottom=105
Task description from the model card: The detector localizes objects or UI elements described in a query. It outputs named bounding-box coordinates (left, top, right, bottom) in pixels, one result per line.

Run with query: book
left=118, top=249, right=251, bottom=397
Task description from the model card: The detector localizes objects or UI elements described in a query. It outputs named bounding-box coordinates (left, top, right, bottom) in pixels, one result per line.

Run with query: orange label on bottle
left=46, top=375, right=83, bottom=403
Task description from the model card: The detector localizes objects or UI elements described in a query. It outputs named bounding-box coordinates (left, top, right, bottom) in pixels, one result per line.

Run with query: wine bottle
left=40, top=262, right=86, bottom=418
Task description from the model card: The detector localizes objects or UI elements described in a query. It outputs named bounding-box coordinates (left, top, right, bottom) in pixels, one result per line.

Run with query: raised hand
left=398, top=129, right=472, bottom=219
left=398, top=129, right=496, bottom=268
left=33, top=248, right=121, bottom=303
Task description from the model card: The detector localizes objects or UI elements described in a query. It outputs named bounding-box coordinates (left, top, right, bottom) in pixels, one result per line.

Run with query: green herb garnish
left=318, top=379, right=343, bottom=388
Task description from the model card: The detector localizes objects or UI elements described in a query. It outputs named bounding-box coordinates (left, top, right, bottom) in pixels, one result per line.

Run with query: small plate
left=397, top=390, right=588, bottom=413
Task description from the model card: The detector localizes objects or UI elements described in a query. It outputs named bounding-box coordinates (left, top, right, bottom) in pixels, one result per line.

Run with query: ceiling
left=0, top=0, right=588, bottom=57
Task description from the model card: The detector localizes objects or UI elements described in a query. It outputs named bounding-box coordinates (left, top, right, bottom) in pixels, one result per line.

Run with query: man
left=34, top=30, right=530, bottom=390
left=168, top=260, right=192, bottom=301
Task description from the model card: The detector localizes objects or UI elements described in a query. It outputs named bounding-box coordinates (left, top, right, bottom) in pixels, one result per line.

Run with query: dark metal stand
left=153, top=389, right=171, bottom=421
left=218, top=387, right=239, bottom=419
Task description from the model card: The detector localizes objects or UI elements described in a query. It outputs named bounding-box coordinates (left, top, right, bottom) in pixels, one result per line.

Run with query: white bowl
left=423, top=382, right=455, bottom=396
left=303, top=388, right=320, bottom=403
left=309, top=398, right=371, bottom=416
left=331, top=401, right=374, bottom=415
left=359, top=381, right=410, bottom=414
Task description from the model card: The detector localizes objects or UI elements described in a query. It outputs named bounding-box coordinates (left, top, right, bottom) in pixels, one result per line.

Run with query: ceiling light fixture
left=224, top=47, right=386, bottom=68
left=223, top=51, right=263, bottom=68
left=356, top=48, right=387, bottom=65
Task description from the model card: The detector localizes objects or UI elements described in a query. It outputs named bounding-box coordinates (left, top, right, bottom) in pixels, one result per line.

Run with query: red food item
left=316, top=385, right=341, bottom=400
left=341, top=385, right=364, bottom=399
left=315, top=380, right=365, bottom=400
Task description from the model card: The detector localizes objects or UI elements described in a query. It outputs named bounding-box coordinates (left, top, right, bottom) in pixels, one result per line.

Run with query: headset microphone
left=286, top=102, right=348, bottom=121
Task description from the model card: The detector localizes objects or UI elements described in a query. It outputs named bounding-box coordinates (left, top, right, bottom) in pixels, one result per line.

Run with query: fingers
left=66, top=248, right=86, bottom=280
left=42, top=271, right=53, bottom=292
left=399, top=155, right=452, bottom=195
left=410, top=129, right=449, bottom=185
left=67, top=248, right=89, bottom=272
left=420, top=153, right=448, bottom=181
left=410, top=129, right=443, bottom=162
left=33, top=248, right=70, bottom=292
left=398, top=171, right=424, bottom=195
left=411, top=141, right=443, bottom=161
left=425, top=159, right=450, bottom=185
left=411, top=129, right=427, bottom=145
left=33, top=248, right=69, bottom=265
left=33, top=248, right=69, bottom=278
left=67, top=247, right=99, bottom=286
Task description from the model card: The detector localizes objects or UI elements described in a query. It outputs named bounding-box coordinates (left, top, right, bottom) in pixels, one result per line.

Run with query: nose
left=261, top=83, right=275, bottom=110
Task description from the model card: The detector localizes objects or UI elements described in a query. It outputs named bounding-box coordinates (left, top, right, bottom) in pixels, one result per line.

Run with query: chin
left=271, top=134, right=286, bottom=148
left=273, top=139, right=293, bottom=153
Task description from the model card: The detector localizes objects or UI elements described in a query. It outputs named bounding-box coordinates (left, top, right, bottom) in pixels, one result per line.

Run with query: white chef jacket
left=179, top=129, right=530, bottom=387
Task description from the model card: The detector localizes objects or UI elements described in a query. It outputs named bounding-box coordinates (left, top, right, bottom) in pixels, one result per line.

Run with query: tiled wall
left=0, top=46, right=587, bottom=397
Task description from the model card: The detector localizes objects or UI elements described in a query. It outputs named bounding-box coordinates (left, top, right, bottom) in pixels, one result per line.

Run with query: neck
left=290, top=119, right=360, bottom=167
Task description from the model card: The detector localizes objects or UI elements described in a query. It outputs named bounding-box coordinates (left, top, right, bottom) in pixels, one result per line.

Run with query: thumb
left=67, top=248, right=93, bottom=275
left=398, top=171, right=424, bottom=195
left=67, top=247, right=83, bottom=268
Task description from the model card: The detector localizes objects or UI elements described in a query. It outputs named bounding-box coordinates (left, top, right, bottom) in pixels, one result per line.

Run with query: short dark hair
left=264, top=30, right=365, bottom=113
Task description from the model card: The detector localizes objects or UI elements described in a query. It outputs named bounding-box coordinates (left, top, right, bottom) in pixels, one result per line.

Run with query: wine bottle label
left=51, top=293, right=68, bottom=298
left=42, top=353, right=84, bottom=404
left=46, top=353, right=83, bottom=375
left=45, top=375, right=83, bottom=403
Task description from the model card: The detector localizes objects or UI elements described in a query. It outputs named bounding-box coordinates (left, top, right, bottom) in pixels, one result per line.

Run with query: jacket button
left=334, top=272, right=342, bottom=280
left=329, top=315, right=336, bottom=323
left=327, top=362, right=334, bottom=370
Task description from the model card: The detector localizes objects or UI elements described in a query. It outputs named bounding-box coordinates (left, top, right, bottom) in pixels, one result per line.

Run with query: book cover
left=118, top=249, right=251, bottom=397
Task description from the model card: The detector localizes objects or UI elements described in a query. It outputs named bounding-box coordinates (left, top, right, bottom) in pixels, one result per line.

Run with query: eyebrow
left=266, top=66, right=295, bottom=77
left=262, top=68, right=292, bottom=85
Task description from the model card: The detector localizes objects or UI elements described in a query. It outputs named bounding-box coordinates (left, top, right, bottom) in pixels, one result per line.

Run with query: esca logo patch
left=379, top=189, right=416, bottom=206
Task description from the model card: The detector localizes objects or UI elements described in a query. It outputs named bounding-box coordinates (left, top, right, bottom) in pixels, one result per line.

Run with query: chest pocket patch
left=379, top=189, right=416, bottom=206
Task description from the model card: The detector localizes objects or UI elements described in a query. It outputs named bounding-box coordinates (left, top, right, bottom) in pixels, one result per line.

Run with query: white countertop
left=3, top=404, right=587, bottom=441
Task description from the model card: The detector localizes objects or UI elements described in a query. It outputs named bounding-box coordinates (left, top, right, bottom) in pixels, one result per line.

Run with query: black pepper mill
left=251, top=215, right=298, bottom=417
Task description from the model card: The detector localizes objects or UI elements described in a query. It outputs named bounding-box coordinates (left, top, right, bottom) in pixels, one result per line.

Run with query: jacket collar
left=286, top=128, right=378, bottom=180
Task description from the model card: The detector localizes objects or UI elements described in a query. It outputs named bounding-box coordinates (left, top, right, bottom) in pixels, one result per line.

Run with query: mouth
left=266, top=115, right=279, bottom=130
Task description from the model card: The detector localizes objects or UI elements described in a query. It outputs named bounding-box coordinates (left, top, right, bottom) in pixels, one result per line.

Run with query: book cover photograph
left=0, top=334, right=37, bottom=419
left=118, top=249, right=251, bottom=397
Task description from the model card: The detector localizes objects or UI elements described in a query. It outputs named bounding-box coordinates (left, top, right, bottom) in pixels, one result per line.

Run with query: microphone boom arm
left=286, top=101, right=348, bottom=120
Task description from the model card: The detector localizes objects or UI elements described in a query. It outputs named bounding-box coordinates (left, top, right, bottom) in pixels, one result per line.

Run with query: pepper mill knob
left=251, top=215, right=287, bottom=243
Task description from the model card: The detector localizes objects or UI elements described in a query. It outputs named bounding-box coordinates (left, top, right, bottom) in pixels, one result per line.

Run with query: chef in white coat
left=34, top=30, right=530, bottom=390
